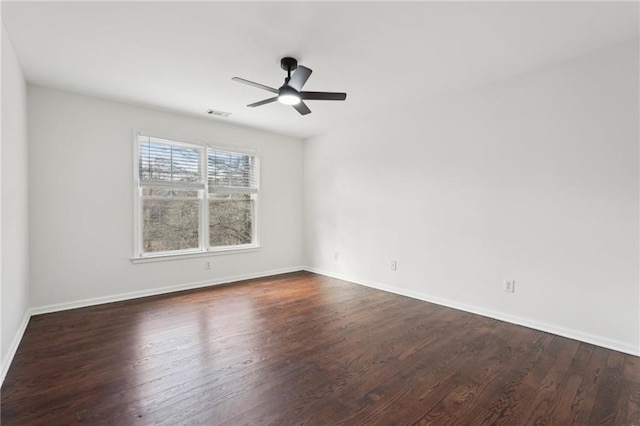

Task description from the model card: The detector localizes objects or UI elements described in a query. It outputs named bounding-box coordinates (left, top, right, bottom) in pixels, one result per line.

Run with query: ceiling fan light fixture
left=278, top=87, right=301, bottom=105
left=278, top=94, right=301, bottom=105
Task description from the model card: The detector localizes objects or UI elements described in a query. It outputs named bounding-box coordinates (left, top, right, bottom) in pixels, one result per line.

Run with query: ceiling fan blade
left=232, top=77, right=278, bottom=94
left=301, top=91, right=347, bottom=101
left=292, top=101, right=311, bottom=115
left=287, top=66, right=312, bottom=91
left=247, top=97, right=278, bottom=107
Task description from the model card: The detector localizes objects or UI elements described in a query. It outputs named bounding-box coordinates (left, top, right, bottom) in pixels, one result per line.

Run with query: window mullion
left=137, top=187, right=144, bottom=257
left=202, top=146, right=210, bottom=251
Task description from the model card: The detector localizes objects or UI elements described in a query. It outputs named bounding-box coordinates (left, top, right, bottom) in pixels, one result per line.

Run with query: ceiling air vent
left=206, top=109, right=231, bottom=118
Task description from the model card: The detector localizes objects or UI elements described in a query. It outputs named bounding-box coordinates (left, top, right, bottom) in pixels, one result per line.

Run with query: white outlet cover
left=503, top=280, right=515, bottom=293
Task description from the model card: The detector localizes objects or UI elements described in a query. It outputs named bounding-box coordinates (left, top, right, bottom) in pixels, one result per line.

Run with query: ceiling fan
left=232, top=57, right=347, bottom=115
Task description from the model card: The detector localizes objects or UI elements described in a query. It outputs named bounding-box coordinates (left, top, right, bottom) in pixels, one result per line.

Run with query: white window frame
left=132, top=131, right=260, bottom=262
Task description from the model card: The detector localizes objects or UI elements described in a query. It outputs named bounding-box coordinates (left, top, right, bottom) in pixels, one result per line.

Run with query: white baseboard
left=1, top=310, right=31, bottom=385
left=31, top=266, right=305, bottom=316
left=304, top=266, right=640, bottom=357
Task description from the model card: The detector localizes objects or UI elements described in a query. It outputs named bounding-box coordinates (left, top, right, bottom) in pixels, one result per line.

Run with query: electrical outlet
left=205, top=261, right=211, bottom=270
left=503, top=279, right=515, bottom=293
left=391, top=260, right=397, bottom=271
left=333, top=252, right=339, bottom=261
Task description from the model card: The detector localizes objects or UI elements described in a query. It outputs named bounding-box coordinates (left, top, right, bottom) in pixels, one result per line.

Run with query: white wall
left=304, top=40, right=640, bottom=355
left=28, top=86, right=304, bottom=309
left=1, top=24, right=30, bottom=375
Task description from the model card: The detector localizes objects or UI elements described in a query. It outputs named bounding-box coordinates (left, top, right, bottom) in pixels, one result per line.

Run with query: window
left=135, top=135, right=259, bottom=258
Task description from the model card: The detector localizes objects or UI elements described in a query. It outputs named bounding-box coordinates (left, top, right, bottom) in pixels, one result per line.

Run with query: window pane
left=208, top=150, right=257, bottom=192
left=139, top=138, right=202, bottom=185
left=209, top=194, right=253, bottom=247
left=143, top=198, right=199, bottom=252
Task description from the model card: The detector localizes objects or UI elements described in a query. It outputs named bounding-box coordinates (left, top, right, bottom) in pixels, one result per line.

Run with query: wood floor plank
left=589, top=351, right=627, bottom=425
left=1, top=271, right=637, bottom=425
left=622, top=355, right=640, bottom=425
left=431, top=329, right=550, bottom=425
left=134, top=290, right=416, bottom=423
left=222, top=305, right=471, bottom=425
left=517, top=336, right=581, bottom=424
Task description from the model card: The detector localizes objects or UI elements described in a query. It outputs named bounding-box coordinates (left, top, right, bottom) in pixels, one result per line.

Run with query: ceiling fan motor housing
left=280, top=57, right=298, bottom=72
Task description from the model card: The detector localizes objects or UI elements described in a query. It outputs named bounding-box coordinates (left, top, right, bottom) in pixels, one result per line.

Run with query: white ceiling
left=2, top=1, right=638, bottom=139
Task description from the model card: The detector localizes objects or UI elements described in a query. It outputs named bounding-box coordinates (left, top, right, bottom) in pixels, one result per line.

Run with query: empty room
left=1, top=1, right=639, bottom=424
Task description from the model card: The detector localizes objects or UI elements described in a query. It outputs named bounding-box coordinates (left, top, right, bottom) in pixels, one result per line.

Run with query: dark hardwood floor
left=1, top=271, right=638, bottom=425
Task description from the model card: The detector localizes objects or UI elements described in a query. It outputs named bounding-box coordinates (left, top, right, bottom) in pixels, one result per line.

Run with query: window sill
left=130, top=246, right=261, bottom=264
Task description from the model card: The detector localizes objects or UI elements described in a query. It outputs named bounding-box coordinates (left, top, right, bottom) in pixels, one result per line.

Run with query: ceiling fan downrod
left=281, top=57, right=298, bottom=83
